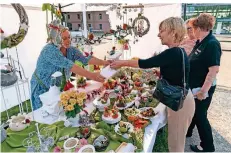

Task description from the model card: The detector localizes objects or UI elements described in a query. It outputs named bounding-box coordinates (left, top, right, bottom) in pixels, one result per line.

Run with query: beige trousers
left=167, top=90, right=195, bottom=152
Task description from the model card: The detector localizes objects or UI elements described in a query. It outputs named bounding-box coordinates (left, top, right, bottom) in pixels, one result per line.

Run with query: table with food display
left=1, top=67, right=167, bottom=153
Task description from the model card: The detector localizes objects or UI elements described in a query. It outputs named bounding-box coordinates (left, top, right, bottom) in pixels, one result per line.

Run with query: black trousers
left=187, top=85, right=216, bottom=151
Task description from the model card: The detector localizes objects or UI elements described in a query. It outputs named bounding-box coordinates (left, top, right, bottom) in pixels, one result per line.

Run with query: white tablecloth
left=29, top=80, right=167, bottom=152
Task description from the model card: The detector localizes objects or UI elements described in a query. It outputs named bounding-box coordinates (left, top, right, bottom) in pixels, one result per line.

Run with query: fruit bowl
left=102, top=112, right=121, bottom=124
left=139, top=107, right=157, bottom=119
left=115, top=121, right=134, bottom=139
left=93, top=97, right=110, bottom=112
left=76, top=126, right=91, bottom=139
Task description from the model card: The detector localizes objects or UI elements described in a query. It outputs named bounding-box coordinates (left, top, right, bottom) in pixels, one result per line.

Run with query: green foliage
left=42, top=3, right=51, bottom=11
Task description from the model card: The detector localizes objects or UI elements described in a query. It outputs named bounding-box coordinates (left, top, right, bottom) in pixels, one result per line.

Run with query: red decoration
left=94, top=65, right=100, bottom=70
left=48, top=24, right=60, bottom=31
left=0, top=28, right=4, bottom=33
left=110, top=29, right=115, bottom=33
left=84, top=51, right=93, bottom=57
left=123, top=24, right=128, bottom=30
left=63, top=81, right=74, bottom=91
left=88, top=33, right=94, bottom=40
left=25, top=119, right=30, bottom=124
left=123, top=43, right=129, bottom=50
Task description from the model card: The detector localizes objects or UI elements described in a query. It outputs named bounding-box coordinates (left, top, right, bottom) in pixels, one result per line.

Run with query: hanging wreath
left=132, top=13, right=150, bottom=37
left=0, top=4, right=29, bottom=50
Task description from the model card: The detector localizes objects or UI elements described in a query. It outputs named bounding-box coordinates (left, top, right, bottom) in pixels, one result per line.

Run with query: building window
left=77, top=14, right=80, bottom=19
left=67, top=23, right=72, bottom=30
left=67, top=14, right=70, bottom=19
left=99, top=13, right=102, bottom=20
left=88, top=14, right=91, bottom=20
left=78, top=24, right=81, bottom=30
left=99, top=24, right=102, bottom=30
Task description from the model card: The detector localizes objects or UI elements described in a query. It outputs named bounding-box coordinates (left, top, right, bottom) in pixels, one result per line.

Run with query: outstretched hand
left=91, top=72, right=105, bottom=83
left=104, top=60, right=114, bottom=66
left=110, top=60, right=125, bottom=69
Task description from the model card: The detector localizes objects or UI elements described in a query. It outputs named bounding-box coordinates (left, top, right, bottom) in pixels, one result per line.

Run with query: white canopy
left=58, top=3, right=178, bottom=12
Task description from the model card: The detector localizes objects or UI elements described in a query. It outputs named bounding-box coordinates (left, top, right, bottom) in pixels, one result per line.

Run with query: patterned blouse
left=30, top=43, right=91, bottom=110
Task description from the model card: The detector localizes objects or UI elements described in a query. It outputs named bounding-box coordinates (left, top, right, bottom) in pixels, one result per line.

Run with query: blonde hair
left=159, top=17, right=186, bottom=43
left=192, top=13, right=215, bottom=31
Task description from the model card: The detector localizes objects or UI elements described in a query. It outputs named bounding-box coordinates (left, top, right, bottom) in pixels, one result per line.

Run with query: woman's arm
left=110, top=60, right=139, bottom=69
left=194, top=41, right=221, bottom=100
left=88, top=56, right=110, bottom=66
left=195, top=66, right=219, bottom=100
left=44, top=45, right=105, bottom=83
left=70, top=47, right=111, bottom=66
left=110, top=48, right=177, bottom=69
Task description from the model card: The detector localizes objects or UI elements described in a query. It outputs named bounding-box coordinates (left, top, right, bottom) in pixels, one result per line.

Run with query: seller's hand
left=194, top=90, right=207, bottom=101
left=110, top=60, right=125, bottom=69
left=104, top=60, right=114, bottom=66
left=91, top=72, right=105, bottom=83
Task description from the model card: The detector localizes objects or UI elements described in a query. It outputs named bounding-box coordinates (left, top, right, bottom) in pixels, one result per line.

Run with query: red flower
left=25, top=119, right=30, bottom=124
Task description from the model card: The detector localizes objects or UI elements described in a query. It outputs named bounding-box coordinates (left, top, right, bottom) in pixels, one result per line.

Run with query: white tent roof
left=1, top=3, right=178, bottom=12
left=60, top=3, right=177, bottom=12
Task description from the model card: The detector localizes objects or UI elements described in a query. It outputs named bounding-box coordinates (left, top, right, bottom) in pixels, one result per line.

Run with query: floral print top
left=30, top=43, right=91, bottom=110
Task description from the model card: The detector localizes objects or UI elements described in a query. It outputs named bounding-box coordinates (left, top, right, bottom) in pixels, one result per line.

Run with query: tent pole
left=82, top=3, right=88, bottom=38
left=183, top=3, right=187, bottom=20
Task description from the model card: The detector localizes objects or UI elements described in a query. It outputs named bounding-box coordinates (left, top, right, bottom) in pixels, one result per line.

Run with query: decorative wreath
left=132, top=14, right=150, bottom=37
left=1, top=4, right=29, bottom=50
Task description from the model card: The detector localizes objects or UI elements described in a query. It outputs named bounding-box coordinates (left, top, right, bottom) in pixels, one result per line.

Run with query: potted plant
left=60, top=90, right=87, bottom=125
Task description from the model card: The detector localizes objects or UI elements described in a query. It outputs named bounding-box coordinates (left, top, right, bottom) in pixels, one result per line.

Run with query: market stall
left=0, top=3, right=183, bottom=152
left=1, top=67, right=167, bottom=153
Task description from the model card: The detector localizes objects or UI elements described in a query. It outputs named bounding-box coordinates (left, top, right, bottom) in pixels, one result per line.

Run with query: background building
left=182, top=3, right=231, bottom=34
left=65, top=11, right=110, bottom=33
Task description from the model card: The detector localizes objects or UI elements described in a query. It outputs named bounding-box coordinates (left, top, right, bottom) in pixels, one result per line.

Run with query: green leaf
left=65, top=111, right=71, bottom=118
left=71, top=111, right=76, bottom=118
left=42, top=3, right=51, bottom=11
left=75, top=105, right=81, bottom=114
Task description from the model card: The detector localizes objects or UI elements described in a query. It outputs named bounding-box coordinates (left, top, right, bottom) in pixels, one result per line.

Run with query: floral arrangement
left=60, top=90, right=87, bottom=118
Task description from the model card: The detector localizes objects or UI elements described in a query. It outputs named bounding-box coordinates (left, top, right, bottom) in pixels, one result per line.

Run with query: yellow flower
left=60, top=92, right=70, bottom=101
left=56, top=9, right=61, bottom=16
left=61, top=100, right=68, bottom=107
left=76, top=98, right=83, bottom=106
left=79, top=101, right=84, bottom=106
left=66, top=105, right=74, bottom=111
left=69, top=98, right=77, bottom=105
left=77, top=92, right=87, bottom=100
left=69, top=90, right=77, bottom=98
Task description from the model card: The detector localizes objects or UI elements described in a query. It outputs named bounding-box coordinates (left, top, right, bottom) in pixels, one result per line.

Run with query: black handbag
left=153, top=48, right=188, bottom=111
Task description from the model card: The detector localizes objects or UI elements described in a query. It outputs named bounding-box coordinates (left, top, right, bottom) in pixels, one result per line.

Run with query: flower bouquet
left=60, top=90, right=87, bottom=119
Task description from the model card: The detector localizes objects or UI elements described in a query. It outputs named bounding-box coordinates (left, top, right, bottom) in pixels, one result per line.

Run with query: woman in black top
left=111, top=17, right=195, bottom=152
left=187, top=13, right=222, bottom=152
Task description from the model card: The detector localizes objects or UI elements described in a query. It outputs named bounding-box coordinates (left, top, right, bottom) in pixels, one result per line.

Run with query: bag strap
left=179, top=48, right=187, bottom=96
left=34, top=72, right=49, bottom=90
